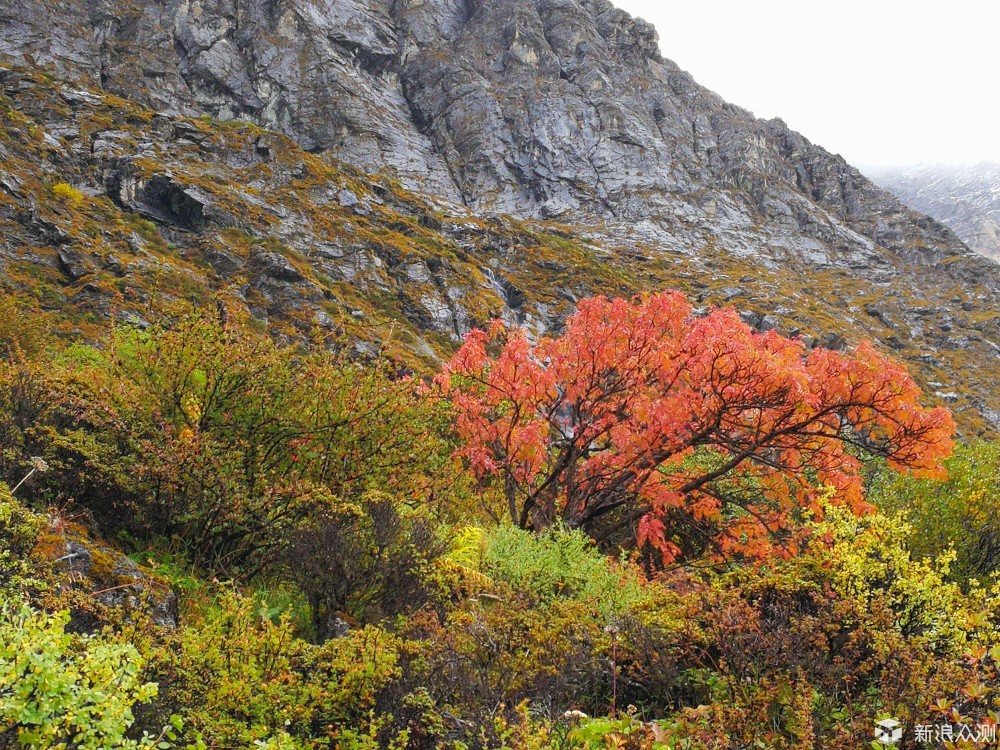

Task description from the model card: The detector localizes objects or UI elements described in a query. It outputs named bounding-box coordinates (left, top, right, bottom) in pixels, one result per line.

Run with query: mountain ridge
left=0, top=0, right=998, bottom=434
left=868, top=162, right=1000, bottom=264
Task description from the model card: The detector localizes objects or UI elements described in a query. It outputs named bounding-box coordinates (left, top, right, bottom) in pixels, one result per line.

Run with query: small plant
left=569, top=713, right=654, bottom=750
left=50, top=182, right=84, bottom=207
left=483, top=525, right=649, bottom=619
left=0, top=484, right=45, bottom=599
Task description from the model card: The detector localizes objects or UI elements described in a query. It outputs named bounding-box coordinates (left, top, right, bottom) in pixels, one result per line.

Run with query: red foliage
left=437, top=292, right=955, bottom=562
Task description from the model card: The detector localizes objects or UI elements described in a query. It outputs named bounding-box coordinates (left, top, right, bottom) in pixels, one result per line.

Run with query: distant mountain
left=1, top=0, right=998, bottom=433
left=868, top=163, right=1000, bottom=263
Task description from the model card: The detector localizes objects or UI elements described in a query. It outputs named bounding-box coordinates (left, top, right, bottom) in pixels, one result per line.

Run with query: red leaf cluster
left=438, top=292, right=954, bottom=562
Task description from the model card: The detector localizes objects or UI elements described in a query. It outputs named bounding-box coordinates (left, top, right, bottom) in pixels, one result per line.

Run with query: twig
left=10, top=468, right=36, bottom=496
left=52, top=553, right=84, bottom=564
left=90, top=581, right=141, bottom=597
left=11, top=457, right=49, bottom=496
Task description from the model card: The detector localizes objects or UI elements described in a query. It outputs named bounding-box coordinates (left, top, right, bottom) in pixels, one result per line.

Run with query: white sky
left=613, top=0, right=1000, bottom=168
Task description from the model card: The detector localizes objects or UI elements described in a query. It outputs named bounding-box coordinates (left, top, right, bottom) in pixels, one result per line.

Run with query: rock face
left=0, top=0, right=983, bottom=233
left=0, top=0, right=998, bottom=434
left=1, top=0, right=462, bottom=199
left=0, top=0, right=989, bottom=267
left=868, top=163, right=1000, bottom=264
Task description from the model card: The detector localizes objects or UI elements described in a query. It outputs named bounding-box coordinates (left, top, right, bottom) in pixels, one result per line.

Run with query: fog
left=614, top=0, right=1000, bottom=168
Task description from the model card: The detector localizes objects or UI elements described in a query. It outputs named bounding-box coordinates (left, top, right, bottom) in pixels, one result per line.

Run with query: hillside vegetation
left=1, top=295, right=999, bottom=750
left=0, top=66, right=997, bottom=438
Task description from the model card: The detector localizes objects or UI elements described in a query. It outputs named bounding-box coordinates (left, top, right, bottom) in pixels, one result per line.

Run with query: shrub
left=656, top=503, right=992, bottom=748
left=404, top=596, right=610, bottom=729
left=0, top=353, right=55, bottom=495
left=0, top=606, right=159, bottom=749
left=146, top=592, right=402, bottom=749
left=439, top=292, right=954, bottom=563
left=50, top=182, right=84, bottom=207
left=285, top=491, right=447, bottom=637
left=871, top=441, right=1000, bottom=580
left=483, top=525, right=649, bottom=620
left=47, top=311, right=451, bottom=578
left=0, top=484, right=45, bottom=602
left=412, top=525, right=697, bottom=725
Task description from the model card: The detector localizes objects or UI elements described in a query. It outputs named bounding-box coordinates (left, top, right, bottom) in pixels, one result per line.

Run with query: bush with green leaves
left=0, top=350, right=55, bottom=500
left=144, top=592, right=403, bottom=749
left=0, top=606, right=160, bottom=749
left=870, top=441, right=1000, bottom=580
left=45, top=311, right=452, bottom=578
left=483, top=524, right=650, bottom=619
left=0, top=483, right=45, bottom=602
left=401, top=526, right=695, bottom=729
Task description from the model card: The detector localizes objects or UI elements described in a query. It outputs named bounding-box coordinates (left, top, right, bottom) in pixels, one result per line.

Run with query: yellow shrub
left=51, top=182, right=84, bottom=206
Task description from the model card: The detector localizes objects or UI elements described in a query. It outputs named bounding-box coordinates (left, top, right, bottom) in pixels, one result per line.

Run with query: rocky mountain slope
left=0, top=0, right=998, bottom=434
left=868, top=163, right=1000, bottom=263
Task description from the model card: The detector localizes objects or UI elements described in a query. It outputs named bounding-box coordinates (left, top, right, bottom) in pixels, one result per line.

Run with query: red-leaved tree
left=437, top=292, right=955, bottom=562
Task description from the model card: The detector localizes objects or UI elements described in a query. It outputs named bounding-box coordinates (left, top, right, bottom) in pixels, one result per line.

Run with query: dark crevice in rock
left=105, top=168, right=209, bottom=232
left=332, top=38, right=397, bottom=77
left=138, top=177, right=207, bottom=231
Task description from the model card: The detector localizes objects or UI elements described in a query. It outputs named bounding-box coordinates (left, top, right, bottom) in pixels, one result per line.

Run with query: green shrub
left=0, top=484, right=45, bottom=602
left=657, top=503, right=993, bottom=748
left=871, top=441, right=1000, bottom=580
left=0, top=606, right=159, bottom=749
left=400, top=526, right=676, bottom=728
left=47, top=311, right=452, bottom=578
left=483, top=525, right=650, bottom=619
left=147, top=592, right=402, bottom=749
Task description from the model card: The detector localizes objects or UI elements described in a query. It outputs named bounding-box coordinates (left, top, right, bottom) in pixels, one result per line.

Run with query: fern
left=440, top=525, right=493, bottom=589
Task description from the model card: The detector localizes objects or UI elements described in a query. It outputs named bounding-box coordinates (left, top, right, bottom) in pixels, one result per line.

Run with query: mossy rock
left=34, top=518, right=178, bottom=631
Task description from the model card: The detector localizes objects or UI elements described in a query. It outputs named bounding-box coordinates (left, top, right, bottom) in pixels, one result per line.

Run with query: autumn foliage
left=438, top=292, right=955, bottom=562
left=1, top=295, right=994, bottom=749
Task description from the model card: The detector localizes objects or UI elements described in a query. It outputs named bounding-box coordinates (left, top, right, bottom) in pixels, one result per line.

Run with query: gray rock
left=0, top=173, right=23, bottom=196
left=249, top=250, right=305, bottom=283
left=54, top=529, right=178, bottom=630
left=56, top=247, right=92, bottom=281
left=405, top=261, right=432, bottom=283
left=338, top=189, right=360, bottom=208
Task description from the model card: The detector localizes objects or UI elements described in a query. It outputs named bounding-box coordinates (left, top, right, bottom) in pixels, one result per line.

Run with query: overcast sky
left=613, top=0, right=1000, bottom=168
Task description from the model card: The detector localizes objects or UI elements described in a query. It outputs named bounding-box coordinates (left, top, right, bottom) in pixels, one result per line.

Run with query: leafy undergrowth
left=0, top=295, right=998, bottom=750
